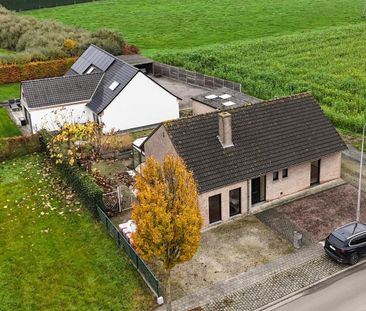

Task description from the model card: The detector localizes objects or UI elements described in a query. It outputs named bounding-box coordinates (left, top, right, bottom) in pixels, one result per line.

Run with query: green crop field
left=23, top=0, right=366, bottom=133
left=24, top=0, right=364, bottom=54
left=156, top=23, right=366, bottom=133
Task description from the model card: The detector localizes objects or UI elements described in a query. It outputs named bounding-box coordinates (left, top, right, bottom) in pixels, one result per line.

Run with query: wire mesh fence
left=0, top=0, right=100, bottom=11
left=96, top=205, right=160, bottom=297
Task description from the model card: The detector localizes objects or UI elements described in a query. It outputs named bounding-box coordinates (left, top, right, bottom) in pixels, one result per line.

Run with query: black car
left=324, top=222, right=366, bottom=265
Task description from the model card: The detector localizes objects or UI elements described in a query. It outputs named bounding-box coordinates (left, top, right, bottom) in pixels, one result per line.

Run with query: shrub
left=0, top=134, right=41, bottom=160
left=0, top=57, right=76, bottom=84
left=0, top=6, right=126, bottom=64
left=100, top=132, right=132, bottom=153
left=39, top=129, right=105, bottom=214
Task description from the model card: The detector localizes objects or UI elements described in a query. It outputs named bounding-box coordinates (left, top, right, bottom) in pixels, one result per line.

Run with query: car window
left=350, top=234, right=366, bottom=246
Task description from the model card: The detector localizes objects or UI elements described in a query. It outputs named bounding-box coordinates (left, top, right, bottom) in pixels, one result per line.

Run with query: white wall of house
left=25, top=102, right=93, bottom=133
left=100, top=72, right=179, bottom=132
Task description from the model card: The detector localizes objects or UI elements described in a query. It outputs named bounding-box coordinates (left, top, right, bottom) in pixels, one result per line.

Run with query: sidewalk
left=156, top=244, right=345, bottom=311
left=342, top=144, right=364, bottom=164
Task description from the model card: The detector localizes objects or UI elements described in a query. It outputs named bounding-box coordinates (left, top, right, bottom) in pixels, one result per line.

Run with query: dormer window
left=109, top=81, right=119, bottom=91
left=86, top=66, right=95, bottom=74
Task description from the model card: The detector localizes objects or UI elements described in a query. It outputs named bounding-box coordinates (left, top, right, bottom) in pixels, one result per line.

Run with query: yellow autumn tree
left=132, top=155, right=202, bottom=310
left=49, top=122, right=103, bottom=168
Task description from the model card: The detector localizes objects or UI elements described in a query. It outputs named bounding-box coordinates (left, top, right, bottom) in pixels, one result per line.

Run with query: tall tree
left=132, top=155, right=202, bottom=310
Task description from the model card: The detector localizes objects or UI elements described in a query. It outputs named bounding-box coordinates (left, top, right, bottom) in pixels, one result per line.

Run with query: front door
left=310, top=160, right=320, bottom=186
left=251, top=176, right=266, bottom=205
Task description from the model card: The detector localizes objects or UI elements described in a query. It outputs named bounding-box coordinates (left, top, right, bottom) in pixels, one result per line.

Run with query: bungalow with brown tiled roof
left=142, top=93, right=347, bottom=229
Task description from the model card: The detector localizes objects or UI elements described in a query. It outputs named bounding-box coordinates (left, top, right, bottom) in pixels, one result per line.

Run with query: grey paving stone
left=156, top=245, right=346, bottom=311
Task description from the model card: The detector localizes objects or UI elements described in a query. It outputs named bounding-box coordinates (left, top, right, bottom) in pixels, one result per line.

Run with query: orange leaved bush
left=0, top=57, right=76, bottom=85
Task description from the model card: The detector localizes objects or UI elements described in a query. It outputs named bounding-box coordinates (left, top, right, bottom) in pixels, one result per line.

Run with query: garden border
left=38, top=130, right=161, bottom=298
left=97, top=205, right=160, bottom=297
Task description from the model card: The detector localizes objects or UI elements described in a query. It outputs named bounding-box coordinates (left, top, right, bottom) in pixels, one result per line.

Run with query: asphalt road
left=275, top=263, right=366, bottom=311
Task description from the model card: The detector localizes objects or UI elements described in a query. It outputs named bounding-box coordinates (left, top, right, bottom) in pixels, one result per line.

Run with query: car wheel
left=349, top=252, right=359, bottom=265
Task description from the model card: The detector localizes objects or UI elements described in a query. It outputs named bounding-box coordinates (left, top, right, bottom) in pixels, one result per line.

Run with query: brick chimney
left=218, top=111, right=233, bottom=148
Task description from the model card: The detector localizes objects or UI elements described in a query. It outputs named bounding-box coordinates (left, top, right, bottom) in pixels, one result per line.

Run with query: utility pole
left=356, top=123, right=366, bottom=222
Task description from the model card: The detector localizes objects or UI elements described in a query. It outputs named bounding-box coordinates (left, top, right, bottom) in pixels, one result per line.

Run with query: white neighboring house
left=21, top=45, right=180, bottom=133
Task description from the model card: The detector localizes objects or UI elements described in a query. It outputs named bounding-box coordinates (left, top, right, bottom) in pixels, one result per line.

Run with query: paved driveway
left=277, top=184, right=366, bottom=241
left=154, top=216, right=292, bottom=300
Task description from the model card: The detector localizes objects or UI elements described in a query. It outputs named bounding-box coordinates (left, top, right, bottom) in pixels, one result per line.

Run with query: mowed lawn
left=24, top=0, right=363, bottom=53
left=0, top=154, right=154, bottom=311
left=156, top=23, right=366, bottom=133
left=0, top=83, right=20, bottom=102
left=0, top=107, right=21, bottom=137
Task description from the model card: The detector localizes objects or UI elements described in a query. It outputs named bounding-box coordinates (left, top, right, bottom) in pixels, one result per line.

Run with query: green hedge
left=39, top=129, right=105, bottom=214
left=0, top=134, right=40, bottom=160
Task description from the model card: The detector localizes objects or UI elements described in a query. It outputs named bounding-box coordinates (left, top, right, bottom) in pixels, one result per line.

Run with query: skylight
left=109, top=81, right=120, bottom=91
left=86, top=66, right=95, bottom=74
left=219, top=94, right=232, bottom=99
left=205, top=94, right=218, bottom=99
left=222, top=101, right=236, bottom=106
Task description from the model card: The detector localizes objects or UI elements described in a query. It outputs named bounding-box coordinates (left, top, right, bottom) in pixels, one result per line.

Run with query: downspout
left=247, top=180, right=251, bottom=214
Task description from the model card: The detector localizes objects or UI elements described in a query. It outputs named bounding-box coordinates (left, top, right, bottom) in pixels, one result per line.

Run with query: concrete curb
left=256, top=259, right=366, bottom=311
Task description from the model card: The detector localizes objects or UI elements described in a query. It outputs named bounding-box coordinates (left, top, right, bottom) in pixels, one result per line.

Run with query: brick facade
left=144, top=127, right=343, bottom=229
left=143, top=125, right=178, bottom=162
left=199, top=180, right=249, bottom=228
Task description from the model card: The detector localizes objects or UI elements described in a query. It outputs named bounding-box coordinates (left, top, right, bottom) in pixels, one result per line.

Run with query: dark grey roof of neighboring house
left=64, top=68, right=79, bottom=76
left=71, top=45, right=115, bottom=74
left=86, top=56, right=139, bottom=114
left=64, top=66, right=103, bottom=76
left=22, top=73, right=103, bottom=109
left=22, top=45, right=179, bottom=113
left=163, top=93, right=347, bottom=193
left=192, top=87, right=262, bottom=110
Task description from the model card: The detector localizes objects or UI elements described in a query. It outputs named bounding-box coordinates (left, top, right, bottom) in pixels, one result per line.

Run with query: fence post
left=117, top=186, right=122, bottom=213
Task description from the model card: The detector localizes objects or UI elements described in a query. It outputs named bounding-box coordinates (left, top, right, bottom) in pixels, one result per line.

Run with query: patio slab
left=149, top=75, right=209, bottom=110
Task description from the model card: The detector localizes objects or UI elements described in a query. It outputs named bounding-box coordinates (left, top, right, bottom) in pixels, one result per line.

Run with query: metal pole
left=356, top=123, right=366, bottom=222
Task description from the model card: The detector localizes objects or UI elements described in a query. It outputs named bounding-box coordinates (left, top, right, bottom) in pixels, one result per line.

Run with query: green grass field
left=0, top=107, right=21, bottom=137
left=156, top=23, right=366, bottom=133
left=0, top=83, right=20, bottom=102
left=0, top=154, right=154, bottom=311
left=24, top=0, right=364, bottom=54
left=0, top=48, right=14, bottom=55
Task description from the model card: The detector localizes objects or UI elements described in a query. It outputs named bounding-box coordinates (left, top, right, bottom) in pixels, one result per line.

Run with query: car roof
left=333, top=222, right=366, bottom=241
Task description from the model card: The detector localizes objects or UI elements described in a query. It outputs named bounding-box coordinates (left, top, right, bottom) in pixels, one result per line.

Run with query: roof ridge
left=164, top=92, right=314, bottom=128
left=21, top=71, right=104, bottom=84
